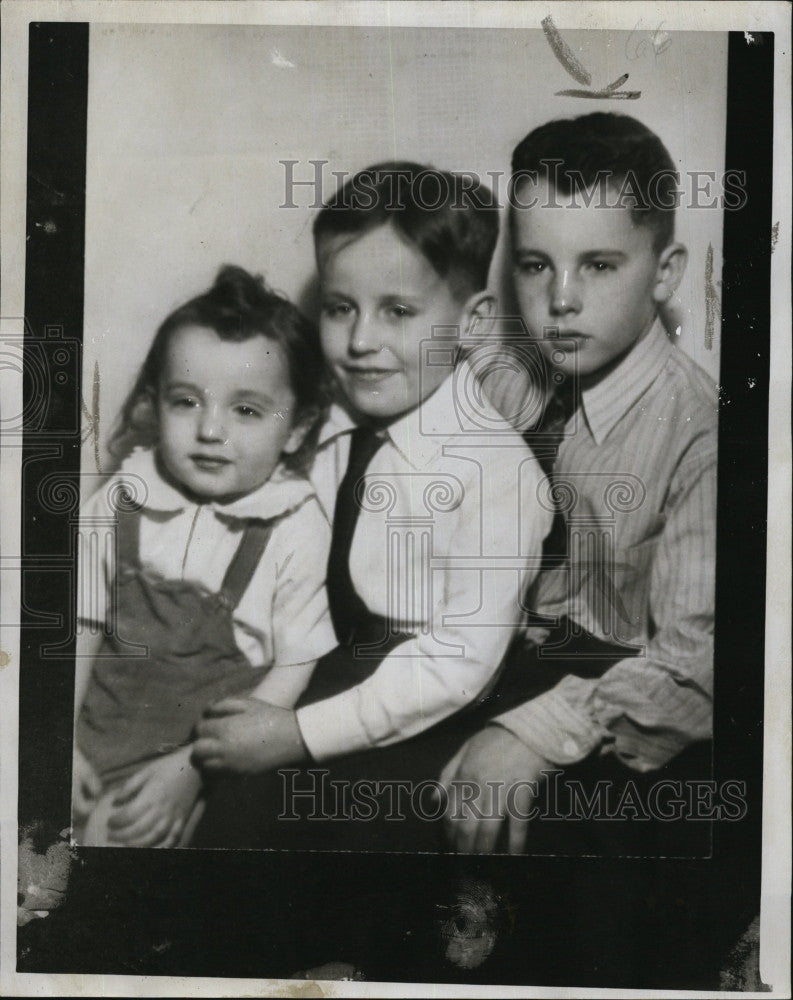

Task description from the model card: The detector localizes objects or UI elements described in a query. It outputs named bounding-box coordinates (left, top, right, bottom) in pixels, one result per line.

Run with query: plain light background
left=82, top=24, right=728, bottom=472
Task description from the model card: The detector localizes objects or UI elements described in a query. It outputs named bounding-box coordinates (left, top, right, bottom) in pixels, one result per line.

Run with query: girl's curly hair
left=109, top=265, right=329, bottom=474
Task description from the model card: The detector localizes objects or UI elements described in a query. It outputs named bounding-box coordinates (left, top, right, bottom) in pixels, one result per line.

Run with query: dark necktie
left=326, top=425, right=387, bottom=644
left=523, top=386, right=578, bottom=565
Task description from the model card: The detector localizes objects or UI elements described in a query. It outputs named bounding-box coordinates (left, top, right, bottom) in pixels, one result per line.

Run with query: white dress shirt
left=296, top=359, right=553, bottom=762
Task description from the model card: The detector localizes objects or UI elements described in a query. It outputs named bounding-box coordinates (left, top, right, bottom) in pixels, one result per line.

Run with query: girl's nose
left=348, top=312, right=382, bottom=355
left=550, top=269, right=582, bottom=315
left=197, top=405, right=227, bottom=443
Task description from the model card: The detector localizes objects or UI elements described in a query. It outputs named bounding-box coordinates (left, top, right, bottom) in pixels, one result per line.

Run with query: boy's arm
left=294, top=451, right=552, bottom=762
left=495, top=433, right=716, bottom=772
left=249, top=660, right=318, bottom=710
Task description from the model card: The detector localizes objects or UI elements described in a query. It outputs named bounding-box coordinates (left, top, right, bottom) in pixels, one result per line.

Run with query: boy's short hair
left=313, top=161, right=499, bottom=298
left=511, top=113, right=679, bottom=251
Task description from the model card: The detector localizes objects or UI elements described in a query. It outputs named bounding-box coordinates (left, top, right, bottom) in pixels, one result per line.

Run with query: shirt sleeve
left=495, top=427, right=716, bottom=773
left=271, top=497, right=337, bottom=669
left=296, top=448, right=553, bottom=762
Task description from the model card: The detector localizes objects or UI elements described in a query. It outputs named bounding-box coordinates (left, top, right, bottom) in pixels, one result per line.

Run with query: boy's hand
left=72, top=747, right=103, bottom=821
left=106, top=745, right=202, bottom=848
left=193, top=698, right=310, bottom=774
left=515, top=623, right=552, bottom=648
left=439, top=726, right=552, bottom=855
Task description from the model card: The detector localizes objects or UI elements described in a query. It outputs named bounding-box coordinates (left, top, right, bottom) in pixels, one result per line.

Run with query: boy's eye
left=586, top=261, right=616, bottom=273
left=385, top=304, right=414, bottom=319
left=169, top=395, right=199, bottom=409
left=322, top=301, right=354, bottom=319
left=514, top=259, right=546, bottom=276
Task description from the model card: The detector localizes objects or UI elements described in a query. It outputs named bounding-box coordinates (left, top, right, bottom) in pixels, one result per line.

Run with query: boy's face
left=317, top=224, right=472, bottom=423
left=511, top=178, right=663, bottom=381
left=157, top=325, right=304, bottom=503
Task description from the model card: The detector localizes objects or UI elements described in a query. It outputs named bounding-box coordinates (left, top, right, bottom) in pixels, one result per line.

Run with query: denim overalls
left=77, top=506, right=274, bottom=785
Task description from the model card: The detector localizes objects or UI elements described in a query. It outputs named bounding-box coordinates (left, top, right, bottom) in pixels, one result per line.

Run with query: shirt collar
left=580, top=319, right=672, bottom=445
left=119, top=447, right=314, bottom=521
left=316, top=359, right=479, bottom=471
left=317, top=400, right=358, bottom=447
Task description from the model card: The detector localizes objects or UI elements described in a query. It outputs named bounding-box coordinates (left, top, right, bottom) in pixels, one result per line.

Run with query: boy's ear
left=653, top=243, right=688, bottom=303
left=461, top=290, right=497, bottom=340
left=282, top=408, right=318, bottom=455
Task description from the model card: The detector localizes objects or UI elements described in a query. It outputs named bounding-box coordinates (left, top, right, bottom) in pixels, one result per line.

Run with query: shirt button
left=562, top=739, right=579, bottom=758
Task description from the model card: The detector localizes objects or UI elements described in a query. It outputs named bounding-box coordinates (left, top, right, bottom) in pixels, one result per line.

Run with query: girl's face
left=156, top=325, right=305, bottom=503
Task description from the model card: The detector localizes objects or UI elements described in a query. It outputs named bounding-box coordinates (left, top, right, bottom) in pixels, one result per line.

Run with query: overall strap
left=219, top=519, right=276, bottom=609
left=116, top=507, right=142, bottom=568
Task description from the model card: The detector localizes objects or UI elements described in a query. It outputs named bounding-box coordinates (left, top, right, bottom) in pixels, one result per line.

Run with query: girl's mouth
left=190, top=454, right=232, bottom=471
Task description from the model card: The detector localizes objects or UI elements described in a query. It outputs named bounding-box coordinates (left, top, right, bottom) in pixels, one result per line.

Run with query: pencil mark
left=556, top=76, right=641, bottom=100
left=652, top=28, right=672, bottom=56
left=704, top=243, right=720, bottom=351
left=770, top=221, right=779, bottom=253
left=542, top=15, right=641, bottom=99
left=625, top=21, right=672, bottom=61
left=541, top=15, right=591, bottom=85
left=0, top=650, right=10, bottom=668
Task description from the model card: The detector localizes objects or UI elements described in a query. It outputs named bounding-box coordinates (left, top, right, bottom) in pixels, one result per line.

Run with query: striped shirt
left=494, top=321, right=717, bottom=772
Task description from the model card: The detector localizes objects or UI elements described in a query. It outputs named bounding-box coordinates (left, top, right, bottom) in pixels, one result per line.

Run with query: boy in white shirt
left=191, top=163, right=552, bottom=849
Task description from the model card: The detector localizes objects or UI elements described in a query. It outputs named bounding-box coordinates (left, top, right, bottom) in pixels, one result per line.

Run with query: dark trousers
left=191, top=620, right=712, bottom=855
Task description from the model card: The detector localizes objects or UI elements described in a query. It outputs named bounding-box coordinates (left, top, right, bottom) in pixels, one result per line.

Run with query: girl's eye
left=235, top=404, right=262, bottom=419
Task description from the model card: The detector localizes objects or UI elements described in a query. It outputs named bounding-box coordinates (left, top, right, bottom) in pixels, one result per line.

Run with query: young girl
left=72, top=266, right=336, bottom=847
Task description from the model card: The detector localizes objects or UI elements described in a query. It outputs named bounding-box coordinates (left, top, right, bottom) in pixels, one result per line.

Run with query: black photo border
left=17, top=22, right=773, bottom=988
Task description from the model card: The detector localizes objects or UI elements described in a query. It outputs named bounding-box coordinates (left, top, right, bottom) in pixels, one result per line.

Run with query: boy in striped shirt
left=442, top=112, right=717, bottom=855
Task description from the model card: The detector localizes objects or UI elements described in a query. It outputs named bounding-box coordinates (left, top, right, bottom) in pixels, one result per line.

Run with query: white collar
left=118, top=448, right=315, bottom=521
left=316, top=359, right=488, bottom=471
